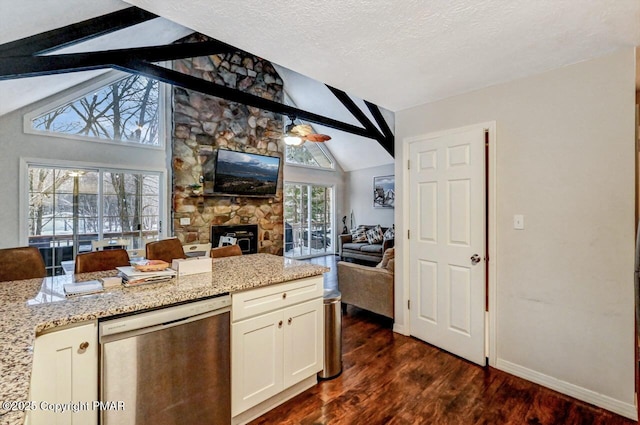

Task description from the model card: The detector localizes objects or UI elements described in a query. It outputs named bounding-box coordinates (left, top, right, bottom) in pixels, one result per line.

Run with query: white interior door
left=408, top=125, right=486, bottom=365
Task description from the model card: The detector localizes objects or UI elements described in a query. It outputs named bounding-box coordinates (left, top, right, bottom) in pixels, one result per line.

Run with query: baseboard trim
left=393, top=323, right=409, bottom=335
left=231, top=375, right=317, bottom=425
left=496, top=358, right=637, bottom=420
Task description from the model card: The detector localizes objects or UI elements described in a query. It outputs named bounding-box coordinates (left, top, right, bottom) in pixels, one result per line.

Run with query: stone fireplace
left=171, top=33, right=285, bottom=255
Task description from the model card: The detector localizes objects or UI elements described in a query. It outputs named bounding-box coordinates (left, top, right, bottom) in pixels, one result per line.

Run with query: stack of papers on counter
left=63, top=280, right=104, bottom=296
left=116, top=266, right=177, bottom=286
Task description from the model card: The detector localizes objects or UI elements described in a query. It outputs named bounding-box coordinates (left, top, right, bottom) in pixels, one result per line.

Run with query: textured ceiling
left=2, top=1, right=638, bottom=171
left=123, top=0, right=640, bottom=111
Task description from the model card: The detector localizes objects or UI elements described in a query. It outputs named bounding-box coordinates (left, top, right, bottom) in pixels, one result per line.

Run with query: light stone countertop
left=0, top=253, right=328, bottom=425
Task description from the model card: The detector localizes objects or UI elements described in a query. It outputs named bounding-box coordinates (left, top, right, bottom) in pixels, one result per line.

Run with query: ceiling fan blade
left=303, top=134, right=332, bottom=142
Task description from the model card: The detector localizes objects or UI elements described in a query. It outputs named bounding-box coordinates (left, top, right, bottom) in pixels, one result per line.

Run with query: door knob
left=470, top=254, right=481, bottom=265
left=79, top=341, right=89, bottom=351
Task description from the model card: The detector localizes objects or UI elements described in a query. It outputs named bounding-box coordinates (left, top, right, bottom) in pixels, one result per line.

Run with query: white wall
left=344, top=163, right=395, bottom=229
left=0, top=74, right=169, bottom=248
left=395, top=49, right=636, bottom=418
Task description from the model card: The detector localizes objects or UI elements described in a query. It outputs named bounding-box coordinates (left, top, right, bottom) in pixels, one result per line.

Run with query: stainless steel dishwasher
left=99, top=296, right=231, bottom=425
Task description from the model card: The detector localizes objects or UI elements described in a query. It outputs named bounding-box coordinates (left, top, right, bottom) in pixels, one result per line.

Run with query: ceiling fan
left=284, top=116, right=332, bottom=146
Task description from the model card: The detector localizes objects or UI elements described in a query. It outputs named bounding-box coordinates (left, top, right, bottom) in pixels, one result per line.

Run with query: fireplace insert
left=211, top=225, right=258, bottom=254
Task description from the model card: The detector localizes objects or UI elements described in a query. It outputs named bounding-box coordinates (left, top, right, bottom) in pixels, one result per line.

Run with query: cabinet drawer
left=232, top=276, right=323, bottom=322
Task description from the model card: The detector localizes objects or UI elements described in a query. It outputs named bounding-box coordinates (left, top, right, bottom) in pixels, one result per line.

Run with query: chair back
left=183, top=243, right=212, bottom=258
left=210, top=244, right=242, bottom=258
left=0, top=246, right=46, bottom=281
left=75, top=249, right=130, bottom=274
left=145, top=238, right=187, bottom=263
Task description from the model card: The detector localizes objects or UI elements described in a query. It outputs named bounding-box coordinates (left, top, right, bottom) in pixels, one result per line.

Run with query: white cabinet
left=231, top=277, right=323, bottom=417
left=232, top=309, right=284, bottom=415
left=283, top=299, right=323, bottom=388
left=28, top=321, right=98, bottom=425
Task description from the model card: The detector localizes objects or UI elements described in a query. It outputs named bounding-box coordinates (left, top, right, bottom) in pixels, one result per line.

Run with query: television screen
left=211, top=150, right=280, bottom=196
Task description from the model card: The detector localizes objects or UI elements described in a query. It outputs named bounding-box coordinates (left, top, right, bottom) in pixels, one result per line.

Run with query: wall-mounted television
left=204, top=149, right=281, bottom=197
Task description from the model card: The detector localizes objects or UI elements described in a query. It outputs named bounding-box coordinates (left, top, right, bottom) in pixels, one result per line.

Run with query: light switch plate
left=179, top=217, right=191, bottom=225
left=513, top=214, right=524, bottom=230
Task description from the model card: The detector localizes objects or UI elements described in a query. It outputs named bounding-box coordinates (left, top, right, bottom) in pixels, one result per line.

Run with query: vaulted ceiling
left=1, top=0, right=639, bottom=171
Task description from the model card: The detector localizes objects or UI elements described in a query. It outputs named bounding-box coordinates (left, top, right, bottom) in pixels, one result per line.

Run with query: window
left=27, top=164, right=162, bottom=275
left=285, top=142, right=334, bottom=169
left=283, top=183, right=333, bottom=258
left=28, top=74, right=161, bottom=147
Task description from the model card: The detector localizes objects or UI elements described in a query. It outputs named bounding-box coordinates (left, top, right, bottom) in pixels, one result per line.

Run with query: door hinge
left=407, top=160, right=410, bottom=170
left=407, top=229, right=410, bottom=239
left=408, top=300, right=411, bottom=310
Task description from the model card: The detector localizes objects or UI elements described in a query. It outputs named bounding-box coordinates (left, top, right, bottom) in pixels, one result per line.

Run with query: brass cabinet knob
left=278, top=320, right=283, bottom=328
left=79, top=341, right=89, bottom=351
left=282, top=293, right=287, bottom=299
left=288, top=318, right=292, bottom=325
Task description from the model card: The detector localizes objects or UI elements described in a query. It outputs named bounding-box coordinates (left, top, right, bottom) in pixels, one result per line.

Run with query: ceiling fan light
left=284, top=135, right=304, bottom=146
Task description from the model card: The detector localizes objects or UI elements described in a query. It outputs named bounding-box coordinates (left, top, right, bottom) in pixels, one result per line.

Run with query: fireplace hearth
left=211, top=225, right=258, bottom=255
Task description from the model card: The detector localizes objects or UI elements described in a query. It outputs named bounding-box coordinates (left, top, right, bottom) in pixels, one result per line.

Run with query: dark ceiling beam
left=325, top=85, right=385, bottom=141
left=0, top=7, right=157, bottom=57
left=327, top=85, right=394, bottom=157
left=365, top=101, right=394, bottom=141
left=0, top=41, right=237, bottom=80
left=0, top=6, right=389, bottom=144
left=365, top=101, right=394, bottom=157
left=116, top=60, right=377, bottom=139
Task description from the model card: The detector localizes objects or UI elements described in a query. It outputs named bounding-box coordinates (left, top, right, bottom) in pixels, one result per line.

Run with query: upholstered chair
left=74, top=249, right=130, bottom=274
left=337, top=248, right=395, bottom=319
left=210, top=244, right=242, bottom=258
left=0, top=246, right=47, bottom=282
left=145, top=238, right=187, bottom=263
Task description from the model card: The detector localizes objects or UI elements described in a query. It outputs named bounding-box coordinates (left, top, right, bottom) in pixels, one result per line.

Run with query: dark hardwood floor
left=252, top=255, right=635, bottom=425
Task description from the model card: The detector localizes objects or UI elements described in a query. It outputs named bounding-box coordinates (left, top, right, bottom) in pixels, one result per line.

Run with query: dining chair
left=210, top=244, right=242, bottom=258
left=183, top=243, right=212, bottom=258
left=145, top=238, right=187, bottom=264
left=0, top=246, right=47, bottom=281
left=74, top=249, right=130, bottom=274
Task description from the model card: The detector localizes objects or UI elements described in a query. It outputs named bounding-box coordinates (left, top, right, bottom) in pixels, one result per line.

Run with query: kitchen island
left=0, top=253, right=328, bottom=425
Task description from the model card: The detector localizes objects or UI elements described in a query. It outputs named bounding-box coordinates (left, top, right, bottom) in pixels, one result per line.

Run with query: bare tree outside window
left=28, top=165, right=161, bottom=275
left=284, top=183, right=332, bottom=258
left=32, top=75, right=160, bottom=146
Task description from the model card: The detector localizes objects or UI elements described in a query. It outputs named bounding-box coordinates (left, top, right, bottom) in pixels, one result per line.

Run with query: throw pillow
left=376, top=247, right=395, bottom=268
left=383, top=225, right=395, bottom=242
left=351, top=225, right=368, bottom=243
left=366, top=225, right=384, bottom=244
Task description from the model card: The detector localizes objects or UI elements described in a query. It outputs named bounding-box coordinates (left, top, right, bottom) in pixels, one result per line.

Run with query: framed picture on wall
left=373, top=175, right=395, bottom=208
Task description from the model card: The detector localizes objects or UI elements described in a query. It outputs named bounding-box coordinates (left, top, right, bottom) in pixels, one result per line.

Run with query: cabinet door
left=29, top=322, right=98, bottom=425
left=232, top=310, right=284, bottom=416
left=283, top=298, right=324, bottom=388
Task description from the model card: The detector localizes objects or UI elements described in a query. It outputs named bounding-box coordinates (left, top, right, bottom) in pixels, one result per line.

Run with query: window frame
left=19, top=157, right=167, bottom=247
left=23, top=70, right=168, bottom=151
left=283, top=180, right=335, bottom=259
left=284, top=141, right=337, bottom=171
